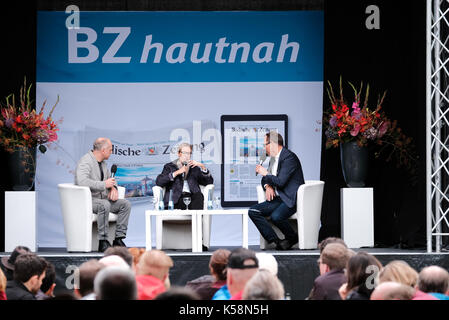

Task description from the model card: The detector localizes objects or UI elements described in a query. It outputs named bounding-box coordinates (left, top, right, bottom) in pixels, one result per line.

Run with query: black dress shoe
left=277, top=238, right=298, bottom=250
left=98, top=240, right=111, bottom=252
left=202, top=245, right=209, bottom=252
left=113, top=238, right=126, bottom=247
left=264, top=239, right=280, bottom=250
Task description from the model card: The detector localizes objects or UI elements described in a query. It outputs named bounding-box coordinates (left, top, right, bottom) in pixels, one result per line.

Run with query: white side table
left=196, top=209, right=249, bottom=252
left=145, top=210, right=199, bottom=252
left=340, top=188, right=374, bottom=248
left=5, top=191, right=36, bottom=252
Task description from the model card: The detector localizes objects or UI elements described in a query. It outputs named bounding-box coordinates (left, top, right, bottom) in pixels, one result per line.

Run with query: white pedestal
left=341, top=188, right=374, bottom=248
left=5, top=191, right=36, bottom=252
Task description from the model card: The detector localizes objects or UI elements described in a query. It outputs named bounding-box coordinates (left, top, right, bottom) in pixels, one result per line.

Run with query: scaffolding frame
left=427, top=0, right=449, bottom=252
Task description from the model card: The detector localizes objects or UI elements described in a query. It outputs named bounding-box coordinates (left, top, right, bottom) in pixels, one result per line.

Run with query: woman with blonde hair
left=379, top=260, right=418, bottom=287
left=379, top=260, right=438, bottom=300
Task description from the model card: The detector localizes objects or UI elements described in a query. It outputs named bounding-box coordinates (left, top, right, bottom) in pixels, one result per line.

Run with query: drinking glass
left=183, top=197, right=191, bottom=210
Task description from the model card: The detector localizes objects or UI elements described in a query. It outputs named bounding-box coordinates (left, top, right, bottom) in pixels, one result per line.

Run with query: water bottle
left=158, top=199, right=165, bottom=211
left=168, top=189, right=174, bottom=210
left=207, top=189, right=213, bottom=210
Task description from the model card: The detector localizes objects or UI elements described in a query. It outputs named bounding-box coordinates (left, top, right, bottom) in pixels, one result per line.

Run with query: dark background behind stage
left=0, top=0, right=426, bottom=251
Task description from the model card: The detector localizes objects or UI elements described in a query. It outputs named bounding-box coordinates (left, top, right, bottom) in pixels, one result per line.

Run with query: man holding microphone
left=249, top=131, right=305, bottom=251
left=75, top=137, right=131, bottom=252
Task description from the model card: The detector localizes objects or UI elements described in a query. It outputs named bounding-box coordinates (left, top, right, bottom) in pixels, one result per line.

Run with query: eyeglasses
left=180, top=151, right=192, bottom=155
left=264, top=141, right=271, bottom=146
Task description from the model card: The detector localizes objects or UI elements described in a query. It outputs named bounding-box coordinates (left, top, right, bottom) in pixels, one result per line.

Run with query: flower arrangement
left=0, top=78, right=60, bottom=154
left=325, top=77, right=418, bottom=178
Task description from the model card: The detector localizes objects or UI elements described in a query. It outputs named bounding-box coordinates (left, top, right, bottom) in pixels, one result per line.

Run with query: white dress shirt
left=265, top=148, right=282, bottom=196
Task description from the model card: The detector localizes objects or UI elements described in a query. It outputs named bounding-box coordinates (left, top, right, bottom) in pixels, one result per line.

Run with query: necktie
left=98, top=162, right=104, bottom=181
left=268, top=157, right=276, bottom=175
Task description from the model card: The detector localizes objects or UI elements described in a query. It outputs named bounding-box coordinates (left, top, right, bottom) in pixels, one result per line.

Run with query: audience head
left=40, top=261, right=56, bottom=297
left=256, top=252, right=278, bottom=276
left=155, top=286, right=200, bottom=300
left=1, top=246, right=31, bottom=272
left=137, top=250, right=174, bottom=283
left=319, top=243, right=349, bottom=275
left=379, top=260, right=418, bottom=287
left=226, top=248, right=259, bottom=296
left=242, top=269, right=285, bottom=300
left=99, top=255, right=130, bottom=269
left=74, top=259, right=105, bottom=298
left=104, top=247, right=133, bottom=267
left=13, top=253, right=47, bottom=295
left=345, top=252, right=383, bottom=296
left=209, top=249, right=231, bottom=282
left=128, top=247, right=146, bottom=271
left=0, top=268, right=6, bottom=293
left=318, top=237, right=347, bottom=253
left=417, top=266, right=449, bottom=294
left=94, top=266, right=137, bottom=300
left=370, top=281, right=415, bottom=300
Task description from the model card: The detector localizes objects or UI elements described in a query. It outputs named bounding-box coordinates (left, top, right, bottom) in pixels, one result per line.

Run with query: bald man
left=417, top=266, right=449, bottom=300
left=75, top=137, right=131, bottom=252
left=370, top=282, right=415, bottom=300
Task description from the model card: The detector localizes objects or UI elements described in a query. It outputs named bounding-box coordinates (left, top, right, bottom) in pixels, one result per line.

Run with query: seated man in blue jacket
left=156, top=142, right=213, bottom=210
left=250, top=131, right=305, bottom=250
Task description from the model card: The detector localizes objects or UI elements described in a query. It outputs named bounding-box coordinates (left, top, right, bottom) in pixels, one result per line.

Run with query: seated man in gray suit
left=75, top=137, right=131, bottom=252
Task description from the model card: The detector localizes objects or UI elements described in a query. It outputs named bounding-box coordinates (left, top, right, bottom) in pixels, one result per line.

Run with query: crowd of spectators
left=1, top=237, right=449, bottom=300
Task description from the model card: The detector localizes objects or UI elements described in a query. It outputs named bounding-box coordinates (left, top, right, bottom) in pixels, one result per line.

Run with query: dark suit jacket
left=308, top=269, right=346, bottom=300
left=6, top=280, right=36, bottom=300
left=261, top=147, right=305, bottom=208
left=156, top=161, right=213, bottom=206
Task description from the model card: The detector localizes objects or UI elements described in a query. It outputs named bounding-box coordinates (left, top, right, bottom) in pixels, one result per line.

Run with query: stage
left=2, top=246, right=448, bottom=300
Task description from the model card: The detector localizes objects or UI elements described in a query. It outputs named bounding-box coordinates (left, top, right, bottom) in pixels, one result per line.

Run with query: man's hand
left=174, top=164, right=189, bottom=178
left=189, top=160, right=206, bottom=171
left=265, top=185, right=275, bottom=201
left=108, top=187, right=119, bottom=201
left=338, top=283, right=349, bottom=300
left=105, top=178, right=116, bottom=189
left=256, top=165, right=268, bottom=176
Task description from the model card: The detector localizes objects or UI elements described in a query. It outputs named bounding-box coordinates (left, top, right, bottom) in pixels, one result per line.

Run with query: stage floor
left=1, top=246, right=448, bottom=300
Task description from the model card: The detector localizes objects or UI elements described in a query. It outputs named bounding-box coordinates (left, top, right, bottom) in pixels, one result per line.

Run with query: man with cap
left=226, top=248, right=259, bottom=300
left=0, top=246, right=31, bottom=281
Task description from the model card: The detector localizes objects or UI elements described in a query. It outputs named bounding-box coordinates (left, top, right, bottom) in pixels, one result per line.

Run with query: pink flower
left=350, top=123, right=361, bottom=136
left=378, top=121, right=389, bottom=138
left=352, top=102, right=360, bottom=113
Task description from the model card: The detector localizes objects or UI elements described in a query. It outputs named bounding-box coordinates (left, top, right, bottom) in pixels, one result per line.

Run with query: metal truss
left=427, top=0, right=449, bottom=252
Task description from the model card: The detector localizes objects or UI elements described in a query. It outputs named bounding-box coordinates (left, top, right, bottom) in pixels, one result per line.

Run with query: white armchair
left=58, top=183, right=126, bottom=252
left=256, top=180, right=324, bottom=249
left=152, top=184, right=214, bottom=250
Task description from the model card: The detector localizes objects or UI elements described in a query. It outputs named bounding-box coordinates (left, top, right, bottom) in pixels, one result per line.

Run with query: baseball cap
left=227, top=248, right=259, bottom=269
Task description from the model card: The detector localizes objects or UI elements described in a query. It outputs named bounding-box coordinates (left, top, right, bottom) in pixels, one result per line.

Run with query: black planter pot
left=8, top=146, right=36, bottom=191
left=340, top=141, right=368, bottom=188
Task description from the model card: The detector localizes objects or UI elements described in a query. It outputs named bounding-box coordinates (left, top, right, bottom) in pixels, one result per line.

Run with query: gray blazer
left=75, top=151, right=110, bottom=199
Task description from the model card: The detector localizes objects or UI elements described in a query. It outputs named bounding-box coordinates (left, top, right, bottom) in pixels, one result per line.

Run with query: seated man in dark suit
left=156, top=142, right=213, bottom=210
left=250, top=131, right=305, bottom=250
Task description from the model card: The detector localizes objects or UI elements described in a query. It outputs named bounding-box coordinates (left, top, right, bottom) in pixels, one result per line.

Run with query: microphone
left=256, top=152, right=267, bottom=176
left=111, top=164, right=117, bottom=177
left=182, top=161, right=188, bottom=179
